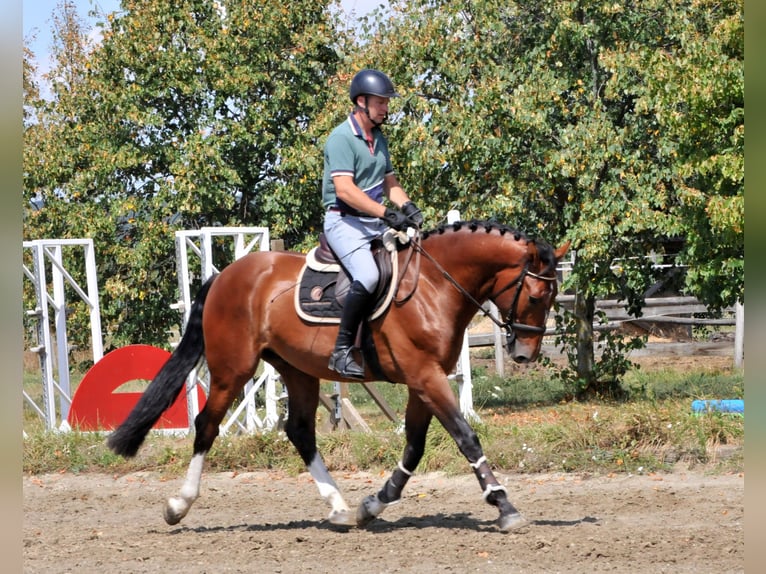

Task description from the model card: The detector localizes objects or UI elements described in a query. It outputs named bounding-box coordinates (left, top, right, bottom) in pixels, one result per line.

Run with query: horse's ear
left=554, top=240, right=571, bottom=261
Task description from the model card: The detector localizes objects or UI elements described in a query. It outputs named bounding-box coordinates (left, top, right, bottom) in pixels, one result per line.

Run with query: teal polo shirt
left=322, top=114, right=394, bottom=211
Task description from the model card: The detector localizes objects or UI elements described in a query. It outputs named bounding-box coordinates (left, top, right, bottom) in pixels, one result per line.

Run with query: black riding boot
left=329, top=280, right=373, bottom=380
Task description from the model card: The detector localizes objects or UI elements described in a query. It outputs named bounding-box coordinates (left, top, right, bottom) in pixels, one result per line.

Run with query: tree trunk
left=574, top=290, right=596, bottom=385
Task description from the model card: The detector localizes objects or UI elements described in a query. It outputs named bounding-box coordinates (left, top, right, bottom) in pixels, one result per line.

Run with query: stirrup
left=328, top=347, right=365, bottom=380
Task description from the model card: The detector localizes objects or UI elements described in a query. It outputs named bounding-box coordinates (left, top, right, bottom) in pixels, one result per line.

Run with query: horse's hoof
left=356, top=494, right=381, bottom=527
left=163, top=497, right=189, bottom=525
left=498, top=512, right=528, bottom=532
left=328, top=509, right=356, bottom=527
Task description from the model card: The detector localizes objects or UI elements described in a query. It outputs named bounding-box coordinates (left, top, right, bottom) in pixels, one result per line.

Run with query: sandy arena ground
left=23, top=465, right=743, bottom=573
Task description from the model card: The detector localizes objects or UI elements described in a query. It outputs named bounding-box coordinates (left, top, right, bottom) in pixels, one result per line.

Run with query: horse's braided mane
left=421, top=219, right=528, bottom=242
left=421, top=219, right=558, bottom=275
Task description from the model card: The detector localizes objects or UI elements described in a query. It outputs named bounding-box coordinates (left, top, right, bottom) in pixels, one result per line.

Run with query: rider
left=322, top=69, right=424, bottom=380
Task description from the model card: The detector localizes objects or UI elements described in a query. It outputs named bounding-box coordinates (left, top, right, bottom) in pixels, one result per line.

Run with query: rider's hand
left=401, top=201, right=424, bottom=227
left=382, top=207, right=410, bottom=231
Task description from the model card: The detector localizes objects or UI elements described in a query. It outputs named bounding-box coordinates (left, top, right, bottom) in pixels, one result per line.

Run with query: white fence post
left=446, top=210, right=480, bottom=423
left=22, top=239, right=103, bottom=430
left=490, top=302, right=505, bottom=378
left=173, top=227, right=281, bottom=434
left=734, top=301, right=744, bottom=369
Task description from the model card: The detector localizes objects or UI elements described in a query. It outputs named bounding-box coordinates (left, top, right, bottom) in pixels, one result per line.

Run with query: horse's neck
left=422, top=232, right=521, bottom=290
left=417, top=231, right=522, bottom=318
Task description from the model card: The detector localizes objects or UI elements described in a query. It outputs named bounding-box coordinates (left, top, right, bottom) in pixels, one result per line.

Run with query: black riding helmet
left=349, top=69, right=399, bottom=103
left=349, top=69, right=399, bottom=126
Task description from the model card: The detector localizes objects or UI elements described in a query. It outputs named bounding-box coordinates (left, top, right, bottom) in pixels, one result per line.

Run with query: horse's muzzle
left=507, top=338, right=539, bottom=364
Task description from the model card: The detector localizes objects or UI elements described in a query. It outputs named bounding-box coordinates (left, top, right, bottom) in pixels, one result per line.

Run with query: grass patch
left=24, top=428, right=127, bottom=475
left=622, top=366, right=744, bottom=401
left=23, top=362, right=744, bottom=478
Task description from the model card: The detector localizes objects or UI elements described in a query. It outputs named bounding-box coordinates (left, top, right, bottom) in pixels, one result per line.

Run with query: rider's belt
left=328, top=206, right=365, bottom=217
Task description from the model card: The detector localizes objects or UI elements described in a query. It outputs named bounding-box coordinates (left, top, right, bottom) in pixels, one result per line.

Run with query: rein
left=393, top=230, right=422, bottom=304
left=409, top=239, right=557, bottom=347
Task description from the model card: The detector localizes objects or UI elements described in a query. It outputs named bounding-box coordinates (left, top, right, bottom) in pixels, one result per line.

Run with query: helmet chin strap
left=361, top=96, right=386, bottom=126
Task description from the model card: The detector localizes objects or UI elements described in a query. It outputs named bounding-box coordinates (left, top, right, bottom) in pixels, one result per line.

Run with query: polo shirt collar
left=347, top=113, right=377, bottom=140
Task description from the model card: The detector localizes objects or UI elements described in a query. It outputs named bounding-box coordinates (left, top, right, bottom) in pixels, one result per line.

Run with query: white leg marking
left=180, top=452, right=205, bottom=499
left=308, top=454, right=350, bottom=514
left=164, top=452, right=205, bottom=525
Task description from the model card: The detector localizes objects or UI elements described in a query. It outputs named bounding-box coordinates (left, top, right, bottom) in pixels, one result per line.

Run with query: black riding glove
left=382, top=207, right=410, bottom=231
left=401, top=201, right=424, bottom=227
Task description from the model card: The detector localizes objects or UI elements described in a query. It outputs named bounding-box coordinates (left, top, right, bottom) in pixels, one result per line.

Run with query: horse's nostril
left=513, top=355, right=529, bottom=364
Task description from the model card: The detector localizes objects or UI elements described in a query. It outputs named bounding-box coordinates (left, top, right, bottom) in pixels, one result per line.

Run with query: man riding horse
left=322, top=69, right=424, bottom=380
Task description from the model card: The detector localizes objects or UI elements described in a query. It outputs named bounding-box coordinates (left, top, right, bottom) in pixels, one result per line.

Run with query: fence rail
left=555, top=295, right=736, bottom=328
left=467, top=295, right=742, bottom=365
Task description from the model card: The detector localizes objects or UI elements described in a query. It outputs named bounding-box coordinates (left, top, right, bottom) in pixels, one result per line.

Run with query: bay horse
left=107, top=220, right=569, bottom=531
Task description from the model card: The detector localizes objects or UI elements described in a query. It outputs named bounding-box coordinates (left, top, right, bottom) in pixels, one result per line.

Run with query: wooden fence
left=468, top=295, right=744, bottom=373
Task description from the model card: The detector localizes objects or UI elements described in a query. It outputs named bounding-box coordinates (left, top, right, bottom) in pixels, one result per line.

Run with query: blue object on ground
left=691, top=399, right=744, bottom=414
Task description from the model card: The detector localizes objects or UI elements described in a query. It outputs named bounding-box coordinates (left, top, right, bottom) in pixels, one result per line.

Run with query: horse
left=107, top=219, right=570, bottom=531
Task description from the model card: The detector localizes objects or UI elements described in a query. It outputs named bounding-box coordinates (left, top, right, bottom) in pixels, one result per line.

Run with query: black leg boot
left=329, top=280, right=373, bottom=380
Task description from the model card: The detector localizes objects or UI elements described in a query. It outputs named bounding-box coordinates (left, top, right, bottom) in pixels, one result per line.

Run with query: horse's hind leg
left=276, top=363, right=355, bottom=526
left=357, top=388, right=432, bottom=526
left=164, top=372, right=250, bottom=525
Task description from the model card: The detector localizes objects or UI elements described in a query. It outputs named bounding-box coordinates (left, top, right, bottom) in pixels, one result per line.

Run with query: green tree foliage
left=625, top=0, right=744, bottom=310
left=23, top=1, right=100, bottom=353
left=351, top=0, right=743, bottom=396
left=23, top=1, right=743, bottom=396
left=24, top=0, right=347, bottom=348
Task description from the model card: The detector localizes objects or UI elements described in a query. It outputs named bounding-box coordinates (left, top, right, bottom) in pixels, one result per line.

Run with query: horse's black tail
left=106, top=275, right=218, bottom=458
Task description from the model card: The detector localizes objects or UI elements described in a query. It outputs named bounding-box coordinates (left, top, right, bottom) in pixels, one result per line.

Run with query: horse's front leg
left=357, top=388, right=432, bottom=526
left=434, top=392, right=527, bottom=531
left=393, top=378, right=526, bottom=531
left=468, top=447, right=527, bottom=531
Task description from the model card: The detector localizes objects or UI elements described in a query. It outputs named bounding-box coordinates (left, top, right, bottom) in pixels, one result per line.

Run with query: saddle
left=295, top=229, right=409, bottom=323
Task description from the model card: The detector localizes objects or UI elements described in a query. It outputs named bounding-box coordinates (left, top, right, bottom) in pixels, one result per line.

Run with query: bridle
left=489, top=264, right=557, bottom=350
left=407, top=239, right=557, bottom=351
